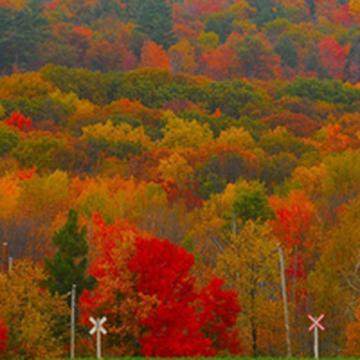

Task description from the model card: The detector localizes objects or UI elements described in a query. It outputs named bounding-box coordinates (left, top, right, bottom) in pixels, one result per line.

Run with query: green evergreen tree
left=0, top=0, right=48, bottom=72
left=45, top=209, right=95, bottom=299
left=132, top=0, right=176, bottom=49
left=275, top=37, right=298, bottom=69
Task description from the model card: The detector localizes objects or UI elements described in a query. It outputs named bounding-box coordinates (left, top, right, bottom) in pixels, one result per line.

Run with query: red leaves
left=17, top=166, right=37, bottom=181
left=82, top=214, right=241, bottom=356
left=129, top=236, right=241, bottom=356
left=262, top=112, right=321, bottom=137
left=269, top=190, right=315, bottom=250
left=140, top=301, right=214, bottom=357
left=0, top=319, right=8, bottom=354
left=319, top=37, right=350, bottom=79
left=4, top=111, right=32, bottom=132
left=199, top=278, right=241, bottom=354
left=128, top=237, right=196, bottom=303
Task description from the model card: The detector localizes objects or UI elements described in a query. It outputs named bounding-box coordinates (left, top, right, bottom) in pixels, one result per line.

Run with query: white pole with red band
left=308, top=314, right=325, bottom=359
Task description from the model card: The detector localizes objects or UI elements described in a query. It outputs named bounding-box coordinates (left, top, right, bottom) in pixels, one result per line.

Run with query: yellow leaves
left=160, top=112, right=213, bottom=149
left=158, top=152, right=194, bottom=185
left=216, top=221, right=281, bottom=355
left=0, top=175, right=20, bottom=219
left=0, top=260, right=69, bottom=358
left=0, top=104, right=5, bottom=119
left=169, top=39, right=197, bottom=73
left=82, top=120, right=152, bottom=149
left=197, top=32, right=220, bottom=52
left=19, top=170, right=69, bottom=219
left=0, top=72, right=55, bottom=100
left=216, top=127, right=255, bottom=148
left=292, top=164, right=326, bottom=197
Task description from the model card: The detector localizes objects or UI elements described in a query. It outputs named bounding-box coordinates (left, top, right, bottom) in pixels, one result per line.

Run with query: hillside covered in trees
left=0, top=0, right=359, bottom=358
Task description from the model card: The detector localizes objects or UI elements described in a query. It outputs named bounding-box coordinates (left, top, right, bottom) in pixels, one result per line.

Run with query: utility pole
left=278, top=243, right=292, bottom=357
left=70, top=284, right=76, bottom=359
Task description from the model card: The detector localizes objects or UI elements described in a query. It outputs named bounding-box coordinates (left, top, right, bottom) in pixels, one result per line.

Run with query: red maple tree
left=0, top=319, right=8, bottom=354
left=81, top=214, right=241, bottom=356
left=4, top=111, right=32, bottom=132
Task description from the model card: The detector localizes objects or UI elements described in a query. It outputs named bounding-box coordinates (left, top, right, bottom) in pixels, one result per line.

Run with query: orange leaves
left=202, top=44, right=239, bottom=80
left=345, top=301, right=360, bottom=356
left=80, top=214, right=155, bottom=355
left=0, top=176, right=20, bottom=219
left=140, top=41, right=171, bottom=71
left=73, top=25, right=93, bottom=40
left=322, top=123, right=352, bottom=153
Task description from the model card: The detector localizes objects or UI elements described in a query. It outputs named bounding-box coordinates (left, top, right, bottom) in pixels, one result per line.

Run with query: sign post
left=89, top=316, right=107, bottom=359
left=308, top=314, right=325, bottom=359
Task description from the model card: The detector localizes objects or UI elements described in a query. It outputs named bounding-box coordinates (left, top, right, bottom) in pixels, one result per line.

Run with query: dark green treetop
left=45, top=209, right=95, bottom=299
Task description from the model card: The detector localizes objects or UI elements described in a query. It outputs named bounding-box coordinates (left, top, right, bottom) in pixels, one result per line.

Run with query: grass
left=71, top=356, right=359, bottom=360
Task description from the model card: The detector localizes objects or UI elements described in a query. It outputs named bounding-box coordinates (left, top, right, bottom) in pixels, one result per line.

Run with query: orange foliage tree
left=140, top=41, right=171, bottom=70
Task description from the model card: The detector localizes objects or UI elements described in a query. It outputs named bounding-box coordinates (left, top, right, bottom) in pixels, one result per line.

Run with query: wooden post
left=278, top=243, right=292, bottom=357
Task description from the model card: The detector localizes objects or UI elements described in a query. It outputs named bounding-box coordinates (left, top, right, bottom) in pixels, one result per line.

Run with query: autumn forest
left=0, top=0, right=359, bottom=358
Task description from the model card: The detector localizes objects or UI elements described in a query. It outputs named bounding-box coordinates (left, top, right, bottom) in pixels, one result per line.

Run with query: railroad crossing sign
left=89, top=317, right=107, bottom=359
left=308, top=314, right=325, bottom=359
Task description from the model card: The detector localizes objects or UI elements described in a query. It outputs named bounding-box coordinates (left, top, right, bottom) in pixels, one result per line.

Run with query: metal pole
left=314, top=326, right=319, bottom=359
left=70, top=284, right=76, bottom=359
left=96, top=320, right=101, bottom=359
left=278, top=244, right=292, bottom=357
left=2, top=243, right=9, bottom=273
left=8, top=257, right=13, bottom=273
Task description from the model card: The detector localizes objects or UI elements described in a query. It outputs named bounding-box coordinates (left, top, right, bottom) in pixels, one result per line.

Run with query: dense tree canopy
left=0, top=0, right=359, bottom=358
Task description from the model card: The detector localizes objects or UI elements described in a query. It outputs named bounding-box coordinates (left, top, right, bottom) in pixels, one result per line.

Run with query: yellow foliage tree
left=216, top=127, right=255, bottom=148
left=160, top=112, right=213, bottom=149
left=0, top=260, right=69, bottom=358
left=216, top=221, right=283, bottom=355
left=169, top=39, right=197, bottom=73
left=157, top=152, right=194, bottom=186
left=82, top=120, right=152, bottom=149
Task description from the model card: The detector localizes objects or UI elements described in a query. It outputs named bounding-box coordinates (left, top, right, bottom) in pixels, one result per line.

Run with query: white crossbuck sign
left=89, top=317, right=107, bottom=359
left=308, top=314, right=325, bottom=359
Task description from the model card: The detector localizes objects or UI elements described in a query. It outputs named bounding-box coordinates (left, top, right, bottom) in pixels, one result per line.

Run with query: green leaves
left=0, top=1, right=48, bottom=71
left=45, top=209, right=95, bottom=299
left=233, top=181, right=274, bottom=223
